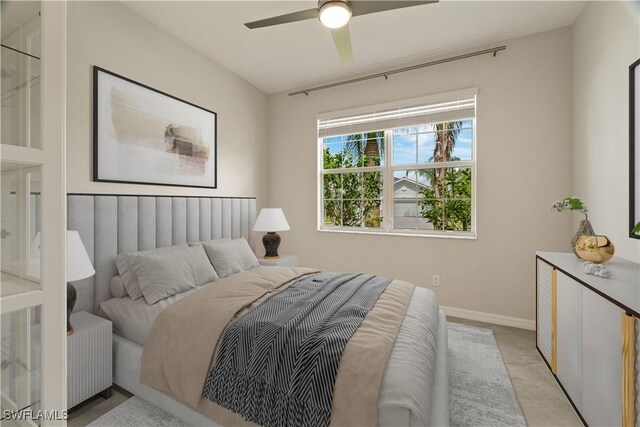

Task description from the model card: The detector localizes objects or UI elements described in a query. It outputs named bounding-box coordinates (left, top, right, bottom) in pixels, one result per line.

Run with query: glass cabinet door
left=1, top=0, right=43, bottom=290
left=0, top=306, right=41, bottom=426
left=0, top=0, right=64, bottom=422
left=0, top=165, right=41, bottom=293
left=1, top=1, right=41, bottom=149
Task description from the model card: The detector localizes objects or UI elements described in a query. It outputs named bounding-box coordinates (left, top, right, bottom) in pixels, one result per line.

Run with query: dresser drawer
left=68, top=348, right=112, bottom=408
left=68, top=312, right=112, bottom=363
left=66, top=311, right=113, bottom=409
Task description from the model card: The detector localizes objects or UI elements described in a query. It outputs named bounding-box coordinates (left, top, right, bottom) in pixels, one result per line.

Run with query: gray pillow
left=110, top=275, right=128, bottom=298
left=201, top=238, right=260, bottom=278
left=115, top=244, right=190, bottom=300
left=128, top=245, right=218, bottom=305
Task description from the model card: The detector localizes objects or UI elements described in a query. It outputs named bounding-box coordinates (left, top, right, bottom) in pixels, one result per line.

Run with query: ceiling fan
left=244, top=1, right=439, bottom=64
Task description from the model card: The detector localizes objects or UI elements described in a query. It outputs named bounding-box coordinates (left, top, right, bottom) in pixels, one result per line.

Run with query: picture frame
left=93, top=66, right=217, bottom=189
left=631, top=59, right=640, bottom=239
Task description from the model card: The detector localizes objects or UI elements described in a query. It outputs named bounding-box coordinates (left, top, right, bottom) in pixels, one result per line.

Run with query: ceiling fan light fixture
left=318, top=1, right=352, bottom=29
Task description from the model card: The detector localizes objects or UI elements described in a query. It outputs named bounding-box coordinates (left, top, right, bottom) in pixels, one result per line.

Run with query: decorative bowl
left=575, top=235, right=615, bottom=264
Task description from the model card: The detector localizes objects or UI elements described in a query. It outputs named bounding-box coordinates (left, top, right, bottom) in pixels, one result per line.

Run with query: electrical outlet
left=432, top=274, right=440, bottom=287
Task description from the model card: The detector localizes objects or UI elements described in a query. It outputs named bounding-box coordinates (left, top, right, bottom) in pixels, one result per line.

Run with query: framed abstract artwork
left=631, top=59, right=640, bottom=239
left=93, top=66, right=217, bottom=188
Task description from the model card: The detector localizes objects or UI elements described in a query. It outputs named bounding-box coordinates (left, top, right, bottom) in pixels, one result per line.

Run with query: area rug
left=448, top=322, right=527, bottom=427
left=87, top=396, right=188, bottom=427
left=89, top=322, right=526, bottom=427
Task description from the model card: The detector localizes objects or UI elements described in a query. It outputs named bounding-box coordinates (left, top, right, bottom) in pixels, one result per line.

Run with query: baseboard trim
left=441, top=305, right=535, bottom=330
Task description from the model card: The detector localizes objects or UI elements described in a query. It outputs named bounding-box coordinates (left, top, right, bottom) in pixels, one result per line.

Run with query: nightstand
left=67, top=311, right=112, bottom=409
left=258, top=254, right=299, bottom=267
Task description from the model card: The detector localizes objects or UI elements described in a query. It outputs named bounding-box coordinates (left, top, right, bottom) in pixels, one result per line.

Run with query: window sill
left=317, top=227, right=476, bottom=240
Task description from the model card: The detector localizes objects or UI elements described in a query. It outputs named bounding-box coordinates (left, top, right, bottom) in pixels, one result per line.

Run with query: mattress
left=99, top=283, right=210, bottom=346
left=380, top=286, right=439, bottom=425
left=101, top=274, right=441, bottom=426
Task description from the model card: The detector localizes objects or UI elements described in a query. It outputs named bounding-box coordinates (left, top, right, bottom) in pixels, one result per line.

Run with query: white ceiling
left=124, top=1, right=587, bottom=94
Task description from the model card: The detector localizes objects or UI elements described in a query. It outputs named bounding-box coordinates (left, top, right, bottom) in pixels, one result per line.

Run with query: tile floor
left=68, top=317, right=583, bottom=426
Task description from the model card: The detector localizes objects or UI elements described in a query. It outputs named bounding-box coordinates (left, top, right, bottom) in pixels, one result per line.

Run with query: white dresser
left=67, top=311, right=113, bottom=409
left=536, top=252, right=640, bottom=427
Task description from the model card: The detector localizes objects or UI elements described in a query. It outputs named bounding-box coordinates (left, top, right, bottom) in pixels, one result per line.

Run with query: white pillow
left=201, top=238, right=260, bottom=278
left=110, top=275, right=128, bottom=298
left=128, top=245, right=218, bottom=305
left=115, top=244, right=189, bottom=300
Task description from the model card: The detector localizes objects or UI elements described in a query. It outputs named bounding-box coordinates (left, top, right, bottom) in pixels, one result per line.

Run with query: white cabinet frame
left=1, top=1, right=67, bottom=422
left=39, top=1, right=67, bottom=419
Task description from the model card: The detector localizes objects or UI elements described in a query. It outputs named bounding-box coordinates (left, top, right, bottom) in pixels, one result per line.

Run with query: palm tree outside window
left=318, top=91, right=476, bottom=237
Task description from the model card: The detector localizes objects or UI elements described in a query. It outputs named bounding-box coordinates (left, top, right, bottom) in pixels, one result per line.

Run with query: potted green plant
left=551, top=196, right=594, bottom=258
left=633, top=221, right=640, bottom=234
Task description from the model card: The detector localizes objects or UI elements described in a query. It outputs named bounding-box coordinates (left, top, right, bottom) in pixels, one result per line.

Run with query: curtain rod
left=289, top=45, right=506, bottom=97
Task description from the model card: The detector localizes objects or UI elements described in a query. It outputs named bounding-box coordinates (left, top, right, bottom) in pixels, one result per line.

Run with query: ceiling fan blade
left=245, top=8, right=318, bottom=29
left=330, top=25, right=354, bottom=64
left=351, top=1, right=438, bottom=17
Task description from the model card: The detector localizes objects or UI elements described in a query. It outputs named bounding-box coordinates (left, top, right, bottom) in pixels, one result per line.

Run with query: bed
left=68, top=195, right=449, bottom=427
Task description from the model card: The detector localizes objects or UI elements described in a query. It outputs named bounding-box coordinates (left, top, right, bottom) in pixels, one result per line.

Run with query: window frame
left=317, top=90, right=477, bottom=239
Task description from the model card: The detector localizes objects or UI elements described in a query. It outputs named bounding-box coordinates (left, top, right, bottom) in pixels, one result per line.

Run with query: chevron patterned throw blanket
left=202, top=272, right=391, bottom=427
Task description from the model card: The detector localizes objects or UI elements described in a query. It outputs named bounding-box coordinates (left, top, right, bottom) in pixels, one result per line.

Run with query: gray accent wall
left=67, top=195, right=256, bottom=314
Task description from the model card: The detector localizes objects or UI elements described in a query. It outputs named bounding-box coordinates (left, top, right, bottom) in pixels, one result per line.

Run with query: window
left=318, top=89, right=476, bottom=237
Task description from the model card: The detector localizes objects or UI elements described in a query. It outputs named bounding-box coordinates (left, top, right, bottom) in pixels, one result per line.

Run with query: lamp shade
left=31, top=230, right=95, bottom=281
left=253, top=208, right=290, bottom=232
left=66, top=230, right=95, bottom=282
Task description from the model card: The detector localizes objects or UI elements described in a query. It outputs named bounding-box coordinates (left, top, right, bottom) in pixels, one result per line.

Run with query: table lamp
left=32, top=230, right=95, bottom=335
left=66, top=230, right=95, bottom=335
left=253, top=208, right=290, bottom=258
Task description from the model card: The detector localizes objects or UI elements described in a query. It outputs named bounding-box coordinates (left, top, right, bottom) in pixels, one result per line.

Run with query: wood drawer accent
left=622, top=313, right=636, bottom=427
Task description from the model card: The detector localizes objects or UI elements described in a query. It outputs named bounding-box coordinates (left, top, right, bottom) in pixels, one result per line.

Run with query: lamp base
left=262, top=232, right=281, bottom=258
left=67, top=283, right=77, bottom=336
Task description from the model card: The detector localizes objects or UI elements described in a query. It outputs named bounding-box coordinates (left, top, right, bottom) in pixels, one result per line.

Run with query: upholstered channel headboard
left=67, top=194, right=256, bottom=314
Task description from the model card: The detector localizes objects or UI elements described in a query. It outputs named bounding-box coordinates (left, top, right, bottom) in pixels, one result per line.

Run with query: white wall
left=572, top=1, right=640, bottom=263
left=268, top=28, right=574, bottom=322
left=66, top=1, right=268, bottom=201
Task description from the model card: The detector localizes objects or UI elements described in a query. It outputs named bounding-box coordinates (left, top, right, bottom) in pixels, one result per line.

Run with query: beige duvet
left=140, top=266, right=414, bottom=426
